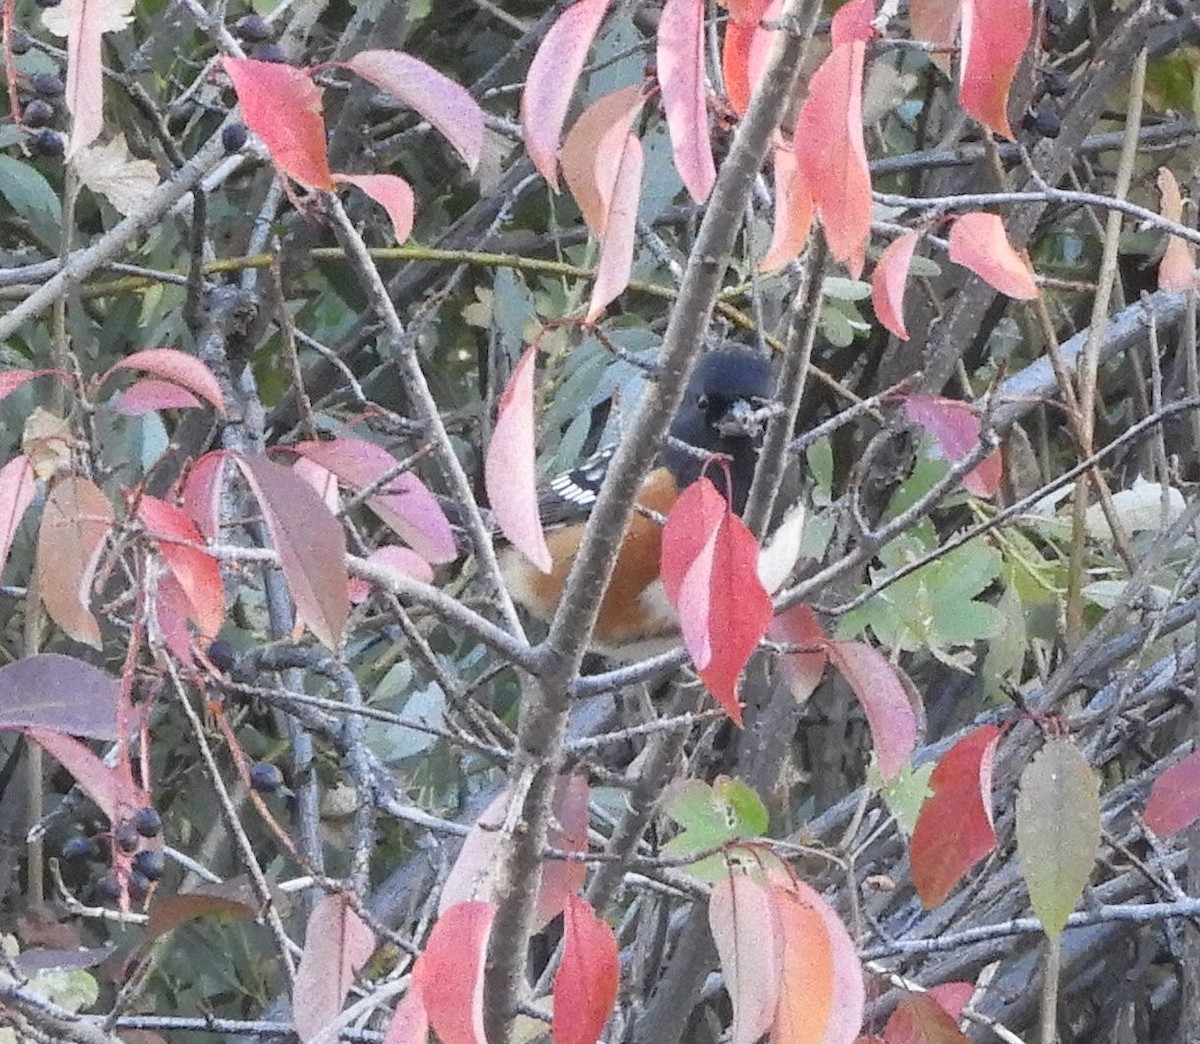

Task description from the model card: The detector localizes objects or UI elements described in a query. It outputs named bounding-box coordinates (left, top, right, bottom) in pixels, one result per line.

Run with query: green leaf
left=661, top=778, right=768, bottom=882
left=877, top=761, right=934, bottom=835
left=1016, top=738, right=1100, bottom=938
left=0, top=154, right=61, bottom=249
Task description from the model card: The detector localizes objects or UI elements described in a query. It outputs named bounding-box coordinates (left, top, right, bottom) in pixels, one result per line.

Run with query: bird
left=500, top=347, right=775, bottom=656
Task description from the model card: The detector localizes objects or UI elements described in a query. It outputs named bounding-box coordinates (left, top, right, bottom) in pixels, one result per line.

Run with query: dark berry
left=221, top=122, right=248, bottom=153
left=127, top=870, right=151, bottom=902
left=133, top=806, right=162, bottom=838
left=1042, top=68, right=1069, bottom=97
left=132, top=848, right=165, bottom=882
left=1033, top=102, right=1062, bottom=139
left=94, top=872, right=122, bottom=903
left=234, top=14, right=271, bottom=41
left=114, top=820, right=140, bottom=854
left=1045, top=0, right=1068, bottom=24
left=249, top=761, right=283, bottom=793
left=22, top=99, right=55, bottom=128
left=250, top=42, right=286, bottom=63
left=34, top=0, right=62, bottom=8
left=29, top=72, right=65, bottom=98
left=61, top=835, right=98, bottom=862
left=9, top=31, right=31, bottom=56
left=29, top=129, right=64, bottom=158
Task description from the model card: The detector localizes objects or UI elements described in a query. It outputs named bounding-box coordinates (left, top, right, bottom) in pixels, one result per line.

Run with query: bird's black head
left=662, top=348, right=774, bottom=513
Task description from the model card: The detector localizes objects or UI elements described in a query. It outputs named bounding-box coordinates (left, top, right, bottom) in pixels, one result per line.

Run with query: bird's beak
left=714, top=397, right=771, bottom=439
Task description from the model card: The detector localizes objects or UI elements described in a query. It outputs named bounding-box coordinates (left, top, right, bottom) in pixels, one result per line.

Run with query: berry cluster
left=62, top=805, right=166, bottom=906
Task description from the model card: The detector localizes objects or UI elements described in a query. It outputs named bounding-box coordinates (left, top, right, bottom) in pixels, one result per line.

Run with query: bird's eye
left=696, top=393, right=710, bottom=410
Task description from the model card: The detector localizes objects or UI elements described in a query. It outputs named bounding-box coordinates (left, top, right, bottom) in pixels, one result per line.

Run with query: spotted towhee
left=502, top=348, right=775, bottom=656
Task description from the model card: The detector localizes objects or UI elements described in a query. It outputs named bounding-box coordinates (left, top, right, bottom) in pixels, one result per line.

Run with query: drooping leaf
left=657, top=0, right=716, bottom=203
left=416, top=902, right=493, bottom=1044
left=787, top=877, right=864, bottom=1044
left=909, top=725, right=1003, bottom=907
left=709, top=871, right=783, bottom=1044
left=0, top=654, right=119, bottom=739
left=902, top=395, right=1002, bottom=498
left=181, top=451, right=227, bottom=542
left=137, top=495, right=224, bottom=641
left=561, top=85, right=646, bottom=236
left=64, top=0, right=114, bottom=157
left=112, top=379, right=202, bottom=415
left=760, top=145, right=814, bottom=273
left=37, top=475, right=114, bottom=649
left=292, top=893, right=376, bottom=1044
left=871, top=230, right=919, bottom=340
left=222, top=58, right=335, bottom=190
left=1015, top=737, right=1099, bottom=938
left=586, top=130, right=643, bottom=323
left=145, top=883, right=257, bottom=944
left=341, top=51, right=484, bottom=172
left=72, top=134, right=160, bottom=214
left=24, top=727, right=141, bottom=823
left=721, top=0, right=779, bottom=117
left=958, top=0, right=1032, bottom=139
left=553, top=895, right=619, bottom=1044
left=826, top=639, right=917, bottom=779
left=485, top=344, right=553, bottom=572
left=769, top=603, right=830, bottom=705
left=0, top=455, right=36, bottom=578
left=520, top=0, right=611, bottom=188
left=1156, top=167, right=1199, bottom=291
left=107, top=348, right=226, bottom=413
left=769, top=885, right=834, bottom=1044
left=334, top=174, right=415, bottom=243
left=233, top=453, right=349, bottom=651
left=884, top=992, right=969, bottom=1044
left=1145, top=748, right=1200, bottom=835
left=757, top=500, right=807, bottom=595
left=947, top=212, right=1038, bottom=300
left=383, top=983, right=429, bottom=1044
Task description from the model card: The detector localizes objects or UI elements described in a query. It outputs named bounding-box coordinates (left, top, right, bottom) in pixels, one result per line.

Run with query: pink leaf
left=293, top=437, right=456, bottom=565
left=871, top=230, right=919, bottom=340
left=293, top=457, right=341, bottom=515
left=760, top=145, right=814, bottom=273
left=657, top=0, right=716, bottom=203
left=709, top=872, right=783, bottom=1044
left=234, top=453, right=350, bottom=650
left=334, top=174, right=415, bottom=243
left=948, top=212, right=1038, bottom=300
left=0, top=653, right=119, bottom=738
left=107, top=348, right=226, bottom=413
left=64, top=0, right=105, bottom=157
left=561, top=85, right=646, bottom=236
left=222, top=58, right=334, bottom=190
left=341, top=51, right=484, bottom=172
left=112, top=379, right=203, bottom=415
left=910, top=725, right=1002, bottom=907
left=585, top=131, right=643, bottom=323
left=292, top=893, right=376, bottom=1044
left=0, top=370, right=53, bottom=402
left=181, top=451, right=227, bottom=542
left=959, top=0, right=1032, bottom=140
left=1145, top=749, right=1200, bottom=836
left=349, top=545, right=435, bottom=603
left=485, top=345, right=553, bottom=573
left=826, top=640, right=916, bottom=779
left=416, top=902, right=493, bottom=1044
left=155, top=571, right=196, bottom=664
left=1157, top=167, right=1199, bottom=292
left=0, top=455, right=36, bottom=579
left=138, top=495, right=225, bottom=641
left=384, top=984, right=429, bottom=1044
left=553, top=895, right=619, bottom=1044
left=36, top=475, right=114, bottom=649
left=24, top=727, right=141, bottom=823
left=795, top=37, right=871, bottom=277
left=903, top=394, right=1003, bottom=497
left=520, top=0, right=611, bottom=188
left=831, top=0, right=876, bottom=46
left=768, top=603, right=829, bottom=705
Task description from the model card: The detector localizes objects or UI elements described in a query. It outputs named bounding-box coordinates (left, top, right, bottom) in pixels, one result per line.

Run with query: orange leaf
left=416, top=902, right=493, bottom=1044
left=137, top=495, right=225, bottom=641
left=760, top=145, right=814, bottom=273
left=561, top=85, right=646, bottom=237
left=710, top=872, right=783, bottom=1044
left=769, top=886, right=834, bottom=1044
left=553, top=895, right=619, bottom=1044
left=334, top=174, right=414, bottom=243
left=222, top=58, right=334, bottom=190
left=520, top=0, right=611, bottom=188
left=947, top=212, right=1038, bottom=300
left=657, top=0, right=716, bottom=203
left=958, top=0, right=1032, bottom=140
left=1157, top=167, right=1199, bottom=292
left=37, top=475, right=113, bottom=648
left=292, top=894, right=375, bottom=1044
left=724, top=0, right=772, bottom=21
left=871, top=230, right=919, bottom=340
left=910, top=725, right=1002, bottom=907
left=586, top=131, right=643, bottom=322
left=826, top=640, right=916, bottom=779
left=1144, top=748, right=1200, bottom=836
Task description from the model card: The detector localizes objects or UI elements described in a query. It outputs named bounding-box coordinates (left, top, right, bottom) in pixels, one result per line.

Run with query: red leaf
left=384, top=983, right=429, bottom=1044
left=416, top=902, right=493, bottom=1044
left=1145, top=748, right=1200, bottom=835
left=137, top=495, right=225, bottom=641
left=902, top=394, right=1002, bottom=498
left=826, top=640, right=916, bottom=779
left=155, top=572, right=196, bottom=664
left=948, top=212, right=1038, bottom=300
left=561, top=86, right=645, bottom=237
left=884, top=993, right=969, bottom=1044
left=341, top=51, right=484, bottom=173
left=349, top=546, right=435, bottom=603
left=657, top=0, right=716, bottom=203
left=909, top=0, right=959, bottom=76
left=958, top=0, right=1032, bottom=140
left=910, top=725, right=1002, bottom=908
left=293, top=457, right=341, bottom=514
left=292, top=893, right=376, bottom=1044
left=725, top=0, right=772, bottom=21
left=553, top=895, right=619, bottom=1044
left=64, top=0, right=106, bottom=156
left=293, top=437, right=455, bottom=565
left=0, top=654, right=119, bottom=739
left=831, top=0, right=877, bottom=46
left=181, top=451, right=227, bottom=542
left=334, top=174, right=414, bottom=243
left=760, top=145, right=814, bottom=273
left=222, top=58, right=334, bottom=190
left=586, top=131, right=643, bottom=323
left=786, top=877, right=864, bottom=1044
left=485, top=345, right=553, bottom=573
left=112, top=379, right=203, bottom=415
left=795, top=37, right=871, bottom=277
left=24, top=727, right=141, bottom=823
left=234, top=453, right=349, bottom=650
left=520, top=0, right=611, bottom=188
left=721, top=0, right=778, bottom=117
left=768, top=603, right=829, bottom=705
left=871, top=230, right=919, bottom=340
left=1157, top=167, right=1199, bottom=292
left=769, top=885, right=834, bottom=1044
left=36, top=475, right=114, bottom=649
left=0, top=455, right=36, bottom=578
left=108, top=348, right=226, bottom=413
left=709, top=872, right=783, bottom=1044
left=925, top=983, right=974, bottom=1022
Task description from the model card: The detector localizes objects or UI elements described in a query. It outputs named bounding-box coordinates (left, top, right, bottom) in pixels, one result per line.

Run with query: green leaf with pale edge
left=1015, top=738, right=1100, bottom=938
left=661, top=778, right=768, bottom=882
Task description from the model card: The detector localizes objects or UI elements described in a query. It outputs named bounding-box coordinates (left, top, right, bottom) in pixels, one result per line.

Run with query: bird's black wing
left=538, top=445, right=616, bottom=527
